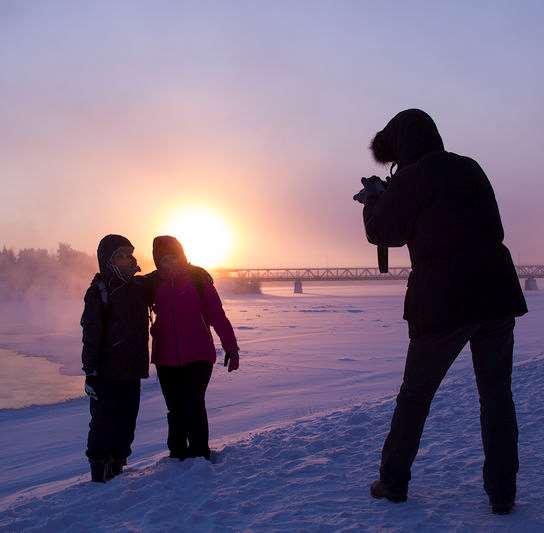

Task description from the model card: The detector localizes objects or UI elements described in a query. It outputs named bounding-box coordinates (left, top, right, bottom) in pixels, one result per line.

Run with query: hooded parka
left=81, top=234, right=150, bottom=379
left=364, top=109, right=527, bottom=337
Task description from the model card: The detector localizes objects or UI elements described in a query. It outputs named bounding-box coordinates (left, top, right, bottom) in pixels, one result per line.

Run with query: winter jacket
left=146, top=267, right=238, bottom=367
left=81, top=235, right=150, bottom=379
left=363, top=109, right=527, bottom=337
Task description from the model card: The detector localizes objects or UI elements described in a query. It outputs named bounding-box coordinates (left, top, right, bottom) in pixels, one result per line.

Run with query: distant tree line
left=0, top=244, right=96, bottom=300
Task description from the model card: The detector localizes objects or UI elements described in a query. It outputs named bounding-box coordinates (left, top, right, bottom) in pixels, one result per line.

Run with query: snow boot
left=169, top=450, right=189, bottom=460
left=110, top=458, right=127, bottom=478
left=89, top=459, right=109, bottom=483
left=490, top=499, right=515, bottom=515
left=187, top=445, right=211, bottom=461
left=370, top=480, right=407, bottom=503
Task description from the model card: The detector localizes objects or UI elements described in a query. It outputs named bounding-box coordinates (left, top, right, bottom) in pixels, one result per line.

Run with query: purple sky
left=1, top=1, right=543, bottom=267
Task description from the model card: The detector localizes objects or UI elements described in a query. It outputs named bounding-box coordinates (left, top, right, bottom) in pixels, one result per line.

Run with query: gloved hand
left=353, top=175, right=387, bottom=204
left=224, top=351, right=240, bottom=373
left=85, top=374, right=99, bottom=401
left=362, top=175, right=387, bottom=194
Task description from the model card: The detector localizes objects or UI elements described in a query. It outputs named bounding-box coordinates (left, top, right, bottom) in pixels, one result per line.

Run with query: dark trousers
left=380, top=317, right=518, bottom=502
left=86, top=379, right=141, bottom=461
left=157, top=362, right=213, bottom=459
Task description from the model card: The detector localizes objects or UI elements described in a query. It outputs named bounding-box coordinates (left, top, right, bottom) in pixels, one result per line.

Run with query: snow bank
left=2, top=356, right=543, bottom=532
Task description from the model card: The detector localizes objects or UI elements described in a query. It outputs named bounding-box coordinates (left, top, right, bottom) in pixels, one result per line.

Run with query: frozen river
left=0, top=281, right=408, bottom=410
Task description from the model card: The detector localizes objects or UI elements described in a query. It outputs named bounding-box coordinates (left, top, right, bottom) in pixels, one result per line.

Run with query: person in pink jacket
left=145, top=236, right=239, bottom=460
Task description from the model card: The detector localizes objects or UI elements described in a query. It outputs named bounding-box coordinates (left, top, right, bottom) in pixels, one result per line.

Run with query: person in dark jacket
left=145, top=236, right=239, bottom=461
left=81, top=234, right=150, bottom=482
left=360, top=109, right=527, bottom=514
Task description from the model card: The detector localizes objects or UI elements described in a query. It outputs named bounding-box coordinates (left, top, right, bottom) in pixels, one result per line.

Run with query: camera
left=353, top=188, right=367, bottom=204
left=353, top=175, right=389, bottom=274
left=353, top=175, right=388, bottom=204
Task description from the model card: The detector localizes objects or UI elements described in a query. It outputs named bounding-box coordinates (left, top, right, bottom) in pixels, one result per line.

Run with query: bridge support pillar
left=232, top=278, right=262, bottom=294
left=525, top=277, right=538, bottom=291
left=293, top=279, right=303, bottom=294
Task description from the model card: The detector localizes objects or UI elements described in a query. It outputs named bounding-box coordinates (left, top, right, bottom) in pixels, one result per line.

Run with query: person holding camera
left=357, top=109, right=527, bottom=514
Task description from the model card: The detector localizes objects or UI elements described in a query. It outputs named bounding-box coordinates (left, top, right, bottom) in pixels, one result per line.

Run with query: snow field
left=2, top=355, right=543, bottom=532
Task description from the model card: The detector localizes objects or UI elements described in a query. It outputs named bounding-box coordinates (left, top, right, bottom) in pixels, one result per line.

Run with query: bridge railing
left=215, top=265, right=544, bottom=281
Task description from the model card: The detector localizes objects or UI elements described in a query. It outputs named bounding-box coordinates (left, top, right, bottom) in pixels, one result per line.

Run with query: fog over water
left=0, top=281, right=408, bottom=409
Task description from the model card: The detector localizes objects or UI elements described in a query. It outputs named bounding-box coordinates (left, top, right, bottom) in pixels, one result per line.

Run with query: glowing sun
left=166, top=208, right=233, bottom=269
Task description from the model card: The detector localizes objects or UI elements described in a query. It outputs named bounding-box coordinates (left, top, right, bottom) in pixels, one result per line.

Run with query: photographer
left=358, top=109, right=527, bottom=514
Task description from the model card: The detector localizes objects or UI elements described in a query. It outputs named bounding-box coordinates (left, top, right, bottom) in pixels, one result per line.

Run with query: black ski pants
left=380, top=317, right=518, bottom=502
left=157, top=362, right=213, bottom=459
left=86, top=379, right=141, bottom=462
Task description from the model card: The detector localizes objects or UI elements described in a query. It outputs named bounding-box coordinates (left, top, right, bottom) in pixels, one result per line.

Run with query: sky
left=1, top=0, right=543, bottom=268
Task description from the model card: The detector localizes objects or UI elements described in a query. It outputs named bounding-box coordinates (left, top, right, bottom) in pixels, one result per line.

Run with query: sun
left=165, top=208, right=233, bottom=269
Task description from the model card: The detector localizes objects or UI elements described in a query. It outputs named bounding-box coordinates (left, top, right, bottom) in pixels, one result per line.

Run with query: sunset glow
left=165, top=208, right=233, bottom=269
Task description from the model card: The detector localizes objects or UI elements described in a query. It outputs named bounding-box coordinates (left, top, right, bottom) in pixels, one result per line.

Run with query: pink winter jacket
left=150, top=271, right=238, bottom=367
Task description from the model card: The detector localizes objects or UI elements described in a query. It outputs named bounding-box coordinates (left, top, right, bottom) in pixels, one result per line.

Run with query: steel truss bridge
left=216, top=265, right=544, bottom=282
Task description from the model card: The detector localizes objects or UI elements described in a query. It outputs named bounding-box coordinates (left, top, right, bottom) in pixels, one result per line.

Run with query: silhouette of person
left=144, top=236, right=239, bottom=461
left=360, top=109, right=527, bottom=514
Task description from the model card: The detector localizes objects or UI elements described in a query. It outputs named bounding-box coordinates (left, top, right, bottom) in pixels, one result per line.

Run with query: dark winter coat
left=363, top=109, right=527, bottom=337
left=81, top=235, right=149, bottom=380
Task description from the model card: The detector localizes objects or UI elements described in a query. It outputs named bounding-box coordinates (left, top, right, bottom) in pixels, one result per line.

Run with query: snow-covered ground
left=0, top=282, right=543, bottom=531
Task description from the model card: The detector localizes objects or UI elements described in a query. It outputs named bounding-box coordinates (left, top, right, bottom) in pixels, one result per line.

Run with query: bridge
left=215, top=265, right=543, bottom=293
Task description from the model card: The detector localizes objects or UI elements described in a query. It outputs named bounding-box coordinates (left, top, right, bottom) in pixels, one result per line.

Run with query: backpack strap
left=190, top=271, right=205, bottom=299
left=189, top=266, right=213, bottom=300
left=95, top=279, right=109, bottom=306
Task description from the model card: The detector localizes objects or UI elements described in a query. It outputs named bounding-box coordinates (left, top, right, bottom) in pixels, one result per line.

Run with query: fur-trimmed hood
left=371, top=109, right=444, bottom=169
